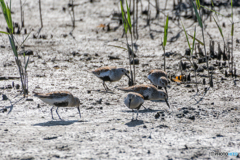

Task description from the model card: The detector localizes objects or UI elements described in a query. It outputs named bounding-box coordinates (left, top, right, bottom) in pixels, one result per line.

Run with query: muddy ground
left=0, top=0, right=240, bottom=159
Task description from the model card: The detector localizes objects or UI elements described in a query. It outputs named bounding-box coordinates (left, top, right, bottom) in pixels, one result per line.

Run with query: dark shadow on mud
left=33, top=120, right=86, bottom=126
left=122, top=108, right=163, bottom=113
left=125, top=120, right=144, bottom=127
left=89, top=89, right=115, bottom=94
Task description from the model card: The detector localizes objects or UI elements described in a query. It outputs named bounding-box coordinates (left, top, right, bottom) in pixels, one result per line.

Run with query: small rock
left=16, top=84, right=20, bottom=89
left=196, top=67, right=204, bottom=72
left=97, top=99, right=102, bottom=104
left=18, top=49, right=33, bottom=56
left=6, top=84, right=12, bottom=89
left=130, top=59, right=139, bottom=65
left=2, top=94, right=8, bottom=100
left=4, top=129, right=8, bottom=131
left=86, top=57, right=91, bottom=61
left=185, top=48, right=190, bottom=56
left=108, top=56, right=120, bottom=60
left=105, top=102, right=110, bottom=105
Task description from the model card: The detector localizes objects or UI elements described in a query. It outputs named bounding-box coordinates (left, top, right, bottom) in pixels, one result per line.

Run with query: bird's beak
left=165, top=99, right=170, bottom=108
left=125, top=73, right=130, bottom=80
left=77, top=105, right=81, bottom=118
left=164, top=87, right=168, bottom=95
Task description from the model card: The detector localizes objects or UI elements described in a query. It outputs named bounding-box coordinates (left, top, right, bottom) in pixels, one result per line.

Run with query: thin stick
left=72, top=0, right=75, bottom=28
left=200, top=8, right=209, bottom=78
left=164, top=0, right=168, bottom=10
left=39, top=0, right=43, bottom=28
left=136, top=0, right=138, bottom=39
left=20, top=0, right=24, bottom=28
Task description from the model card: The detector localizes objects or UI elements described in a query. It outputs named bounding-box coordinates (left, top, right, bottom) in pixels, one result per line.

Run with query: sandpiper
left=119, top=84, right=170, bottom=108
left=34, top=91, right=81, bottom=120
left=124, top=92, right=144, bottom=120
left=147, top=69, right=168, bottom=94
left=92, top=66, right=130, bottom=91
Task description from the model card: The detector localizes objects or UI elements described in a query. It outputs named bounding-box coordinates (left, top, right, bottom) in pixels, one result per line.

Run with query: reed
left=120, top=0, right=135, bottom=85
left=0, top=0, right=30, bottom=98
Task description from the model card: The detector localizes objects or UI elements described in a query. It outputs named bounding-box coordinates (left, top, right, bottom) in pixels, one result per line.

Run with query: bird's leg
left=51, top=106, right=54, bottom=120
left=142, top=105, right=147, bottom=110
left=132, top=109, right=134, bottom=121
left=56, top=107, right=63, bottom=121
left=102, top=81, right=107, bottom=91
left=102, top=81, right=110, bottom=91
left=104, top=81, right=111, bottom=91
left=136, top=110, right=139, bottom=120
left=77, top=107, right=81, bottom=118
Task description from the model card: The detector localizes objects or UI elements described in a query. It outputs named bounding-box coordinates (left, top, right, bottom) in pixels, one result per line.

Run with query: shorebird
left=92, top=66, right=130, bottom=91
left=124, top=92, right=144, bottom=120
left=118, top=84, right=170, bottom=108
left=147, top=69, right=168, bottom=94
left=34, top=91, right=81, bottom=120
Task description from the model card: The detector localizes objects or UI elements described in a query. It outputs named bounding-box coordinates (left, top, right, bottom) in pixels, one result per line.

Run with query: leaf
left=8, top=35, right=18, bottom=58
left=120, top=0, right=128, bottom=34
left=163, top=15, right=169, bottom=47
left=196, top=0, right=200, bottom=10
left=211, top=0, right=214, bottom=7
left=20, top=30, right=32, bottom=47
left=213, top=16, right=224, bottom=39
left=187, top=33, right=204, bottom=46
left=108, top=45, right=127, bottom=50
left=25, top=56, right=29, bottom=70
left=200, top=5, right=225, bottom=17
left=0, top=30, right=9, bottom=34
left=231, top=23, right=234, bottom=36
left=192, top=26, right=196, bottom=56
left=181, top=22, right=191, bottom=53
left=191, top=0, right=202, bottom=28
left=126, top=0, right=132, bottom=34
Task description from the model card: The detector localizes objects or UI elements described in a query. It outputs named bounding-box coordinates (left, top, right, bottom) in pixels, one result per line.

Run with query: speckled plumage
left=34, top=91, right=81, bottom=120
left=119, top=84, right=170, bottom=108
left=92, top=66, right=130, bottom=91
left=124, top=92, right=144, bottom=120
left=147, top=69, right=168, bottom=93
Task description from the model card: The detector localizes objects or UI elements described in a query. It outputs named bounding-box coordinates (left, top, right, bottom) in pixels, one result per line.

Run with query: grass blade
left=0, top=31, right=9, bottom=34
left=163, top=15, right=169, bottom=47
left=196, top=0, right=200, bottom=10
left=181, top=22, right=191, bottom=52
left=200, top=5, right=225, bottom=17
left=213, top=16, right=224, bottom=39
left=8, top=35, right=18, bottom=58
left=191, top=0, right=202, bottom=28
left=211, top=0, right=214, bottom=7
left=126, top=0, right=132, bottom=33
left=187, top=33, right=204, bottom=46
left=231, top=23, right=234, bottom=36
left=25, top=56, right=29, bottom=70
left=20, top=31, right=32, bottom=47
left=192, top=26, right=196, bottom=54
left=120, top=0, right=128, bottom=34
left=108, top=45, right=127, bottom=50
